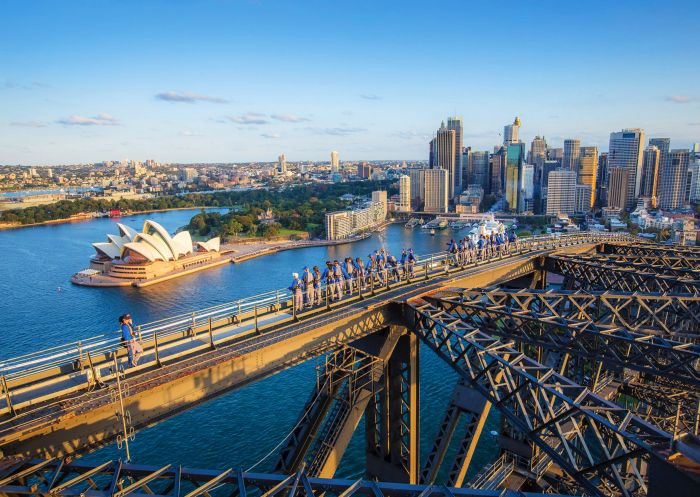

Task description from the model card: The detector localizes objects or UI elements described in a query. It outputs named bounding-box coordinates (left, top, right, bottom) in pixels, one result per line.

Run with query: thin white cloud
left=392, top=131, right=429, bottom=140
left=271, top=113, right=310, bottom=123
left=309, top=127, right=366, bottom=136
left=260, top=133, right=281, bottom=139
left=56, top=113, right=119, bottom=126
left=665, top=95, right=692, bottom=104
left=360, top=94, right=382, bottom=100
left=10, top=121, right=47, bottom=128
left=224, top=113, right=268, bottom=125
left=180, top=130, right=203, bottom=137
left=155, top=90, right=228, bottom=103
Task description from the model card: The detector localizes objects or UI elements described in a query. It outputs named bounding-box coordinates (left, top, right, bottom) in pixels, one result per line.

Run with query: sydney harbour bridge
left=0, top=233, right=699, bottom=496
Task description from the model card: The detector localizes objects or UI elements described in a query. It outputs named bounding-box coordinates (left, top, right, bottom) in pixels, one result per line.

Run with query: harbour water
left=0, top=209, right=497, bottom=481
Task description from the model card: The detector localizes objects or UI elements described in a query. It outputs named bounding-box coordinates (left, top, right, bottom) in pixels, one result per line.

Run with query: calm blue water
left=0, top=211, right=497, bottom=480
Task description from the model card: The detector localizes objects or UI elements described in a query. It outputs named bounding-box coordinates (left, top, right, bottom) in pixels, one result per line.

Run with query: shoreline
left=0, top=206, right=229, bottom=231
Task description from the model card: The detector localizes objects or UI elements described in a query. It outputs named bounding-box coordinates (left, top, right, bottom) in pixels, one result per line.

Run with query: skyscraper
left=277, top=154, right=287, bottom=175
left=446, top=117, right=463, bottom=196
left=578, top=146, right=598, bottom=208
left=563, top=139, right=581, bottom=172
left=461, top=147, right=471, bottom=189
left=330, top=150, right=340, bottom=172
left=505, top=142, right=525, bottom=212
left=433, top=122, right=457, bottom=199
left=608, top=128, right=644, bottom=209
left=469, top=151, right=490, bottom=191
left=372, top=190, right=388, bottom=218
left=607, top=167, right=630, bottom=209
left=648, top=138, right=670, bottom=156
left=546, top=169, right=576, bottom=215
left=408, top=167, right=426, bottom=208
left=528, top=136, right=547, bottom=165
left=658, top=149, right=690, bottom=209
left=596, top=152, right=609, bottom=208
left=489, top=148, right=505, bottom=195
left=398, top=175, right=411, bottom=212
left=423, top=168, right=448, bottom=213
left=640, top=146, right=660, bottom=206
left=503, top=116, right=521, bottom=146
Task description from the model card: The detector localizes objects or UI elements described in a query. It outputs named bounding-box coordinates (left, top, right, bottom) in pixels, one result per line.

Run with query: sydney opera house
left=72, top=220, right=227, bottom=287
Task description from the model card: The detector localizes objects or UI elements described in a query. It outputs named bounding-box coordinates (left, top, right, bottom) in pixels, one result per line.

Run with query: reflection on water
left=1, top=211, right=496, bottom=480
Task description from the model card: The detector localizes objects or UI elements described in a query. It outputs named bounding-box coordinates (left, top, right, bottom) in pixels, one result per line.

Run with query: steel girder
left=601, top=243, right=700, bottom=259
left=406, top=299, right=682, bottom=497
left=0, top=457, right=582, bottom=497
left=553, top=253, right=699, bottom=279
left=621, top=381, right=700, bottom=436
left=543, top=255, right=700, bottom=294
left=430, top=289, right=700, bottom=387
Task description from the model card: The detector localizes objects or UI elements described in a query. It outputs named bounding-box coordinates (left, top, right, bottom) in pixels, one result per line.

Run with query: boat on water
left=430, top=229, right=436, bottom=236
left=465, top=214, right=506, bottom=243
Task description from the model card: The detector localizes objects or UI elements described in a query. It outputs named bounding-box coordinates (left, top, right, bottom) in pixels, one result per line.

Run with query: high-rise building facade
left=505, top=142, right=525, bottom=212
left=357, top=162, right=373, bottom=179
left=528, top=136, right=547, bottom=165
left=640, top=146, right=660, bottom=206
left=608, top=128, right=644, bottom=209
left=575, top=184, right=593, bottom=213
left=563, top=139, right=581, bottom=171
left=446, top=117, right=463, bottom=196
left=469, top=151, right=490, bottom=191
left=489, top=148, right=505, bottom=195
left=371, top=190, right=388, bottom=218
left=277, top=154, right=287, bottom=175
left=658, top=149, right=690, bottom=210
left=423, top=168, right=449, bottom=213
left=578, top=146, right=598, bottom=208
left=607, top=167, right=630, bottom=209
left=398, top=175, right=411, bottom=212
left=503, top=116, right=521, bottom=146
left=433, top=122, right=457, bottom=199
left=596, top=152, right=609, bottom=208
left=330, top=151, right=340, bottom=172
left=408, top=167, right=426, bottom=208
left=546, top=169, right=576, bottom=215
left=461, top=147, right=471, bottom=190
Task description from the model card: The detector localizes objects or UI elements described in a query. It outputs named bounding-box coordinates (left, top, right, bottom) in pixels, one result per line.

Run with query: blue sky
left=2, top=0, right=699, bottom=165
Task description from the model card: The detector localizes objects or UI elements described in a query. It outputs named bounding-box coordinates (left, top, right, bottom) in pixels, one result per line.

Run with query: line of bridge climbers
left=286, top=231, right=521, bottom=313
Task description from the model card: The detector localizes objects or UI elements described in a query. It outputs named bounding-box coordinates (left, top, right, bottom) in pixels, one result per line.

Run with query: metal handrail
left=0, top=232, right=632, bottom=384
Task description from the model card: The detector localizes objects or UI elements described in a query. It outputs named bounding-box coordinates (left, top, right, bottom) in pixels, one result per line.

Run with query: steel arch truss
left=543, top=254, right=700, bottom=294
left=554, top=253, right=699, bottom=279
left=430, top=288, right=700, bottom=386
left=0, top=457, right=582, bottom=497
left=601, top=242, right=700, bottom=259
left=406, top=299, right=678, bottom=497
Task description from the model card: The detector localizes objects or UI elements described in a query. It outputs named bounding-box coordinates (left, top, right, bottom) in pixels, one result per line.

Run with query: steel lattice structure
left=543, top=254, right=700, bottom=294
left=0, top=457, right=580, bottom=497
left=428, top=288, right=700, bottom=386
left=406, top=299, right=682, bottom=497
left=602, top=242, right=700, bottom=259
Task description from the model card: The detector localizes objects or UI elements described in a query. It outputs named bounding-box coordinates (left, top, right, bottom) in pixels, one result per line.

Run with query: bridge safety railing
left=0, top=231, right=633, bottom=402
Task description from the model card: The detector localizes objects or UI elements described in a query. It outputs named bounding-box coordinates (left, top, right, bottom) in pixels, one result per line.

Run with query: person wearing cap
left=332, top=260, right=345, bottom=299
left=343, top=257, right=355, bottom=293
left=354, top=257, right=366, bottom=289
left=312, top=266, right=322, bottom=305
left=407, top=248, right=416, bottom=277
left=302, top=267, right=314, bottom=307
left=119, top=314, right=142, bottom=367
left=289, top=272, right=303, bottom=313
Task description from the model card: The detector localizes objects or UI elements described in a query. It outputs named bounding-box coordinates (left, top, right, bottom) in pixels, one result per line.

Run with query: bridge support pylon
left=365, top=330, right=420, bottom=484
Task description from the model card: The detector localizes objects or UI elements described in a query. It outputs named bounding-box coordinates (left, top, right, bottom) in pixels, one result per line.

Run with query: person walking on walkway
left=119, top=314, right=142, bottom=368
left=289, top=272, right=304, bottom=313
left=302, top=267, right=314, bottom=307
left=312, top=266, right=322, bottom=306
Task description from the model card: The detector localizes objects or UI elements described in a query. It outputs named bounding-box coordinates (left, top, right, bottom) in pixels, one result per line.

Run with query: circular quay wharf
left=1, top=233, right=700, bottom=497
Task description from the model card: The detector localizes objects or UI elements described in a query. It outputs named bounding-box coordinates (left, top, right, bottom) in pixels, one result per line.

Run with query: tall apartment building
left=503, top=116, right=521, bottom=145
left=546, top=169, right=576, bottom=215
left=578, top=146, right=598, bottom=208
left=608, top=128, right=644, bottom=209
left=423, top=168, right=448, bottom=213
left=607, top=167, right=630, bottom=209
left=325, top=199, right=385, bottom=240
left=505, top=142, right=525, bottom=212
left=398, top=175, right=411, bottom=212
left=371, top=190, right=388, bottom=218
left=330, top=151, right=340, bottom=172
left=408, top=167, right=425, bottom=208
left=446, top=117, right=464, bottom=196
left=575, top=184, right=593, bottom=213
left=640, top=146, right=660, bottom=206
left=357, top=162, right=373, bottom=179
left=563, top=139, right=581, bottom=171
left=658, top=149, right=690, bottom=209
left=277, top=154, right=287, bottom=175
left=433, top=122, right=457, bottom=199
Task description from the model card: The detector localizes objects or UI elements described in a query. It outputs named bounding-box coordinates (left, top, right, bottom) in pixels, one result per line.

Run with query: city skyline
left=2, top=0, right=700, bottom=166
